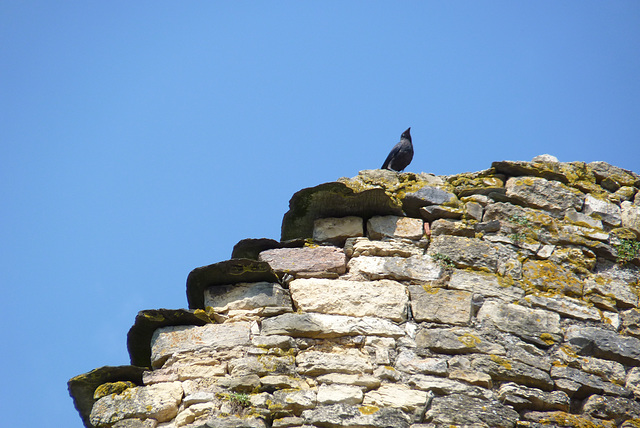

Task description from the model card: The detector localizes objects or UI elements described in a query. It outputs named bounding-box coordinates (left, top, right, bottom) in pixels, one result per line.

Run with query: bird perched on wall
left=381, top=127, right=413, bottom=172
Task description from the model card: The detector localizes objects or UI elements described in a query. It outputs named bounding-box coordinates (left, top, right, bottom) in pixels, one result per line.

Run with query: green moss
left=614, top=238, right=640, bottom=265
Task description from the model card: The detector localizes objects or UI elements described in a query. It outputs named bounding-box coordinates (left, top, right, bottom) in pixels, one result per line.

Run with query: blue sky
left=1, top=2, right=639, bottom=426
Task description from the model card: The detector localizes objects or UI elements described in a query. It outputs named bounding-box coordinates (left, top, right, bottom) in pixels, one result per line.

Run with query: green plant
left=431, top=252, right=455, bottom=269
left=509, top=214, right=532, bottom=228
left=615, top=239, right=640, bottom=265
left=508, top=214, right=533, bottom=244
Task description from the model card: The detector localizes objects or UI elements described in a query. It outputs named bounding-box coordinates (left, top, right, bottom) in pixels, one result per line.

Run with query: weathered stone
left=551, top=365, right=629, bottom=398
left=477, top=300, right=562, bottom=346
left=521, top=259, right=583, bottom=297
left=302, top=403, right=411, bottom=428
left=582, top=395, right=640, bottom=425
left=261, top=313, right=404, bottom=339
left=521, top=410, right=616, bottom=428
left=583, top=194, right=622, bottom=227
left=90, top=382, right=183, bottom=426
left=174, top=402, right=215, bottom=427
left=524, top=294, right=601, bottom=321
left=143, top=368, right=179, bottom=385
left=271, top=416, right=304, bottom=428
left=93, top=381, right=136, bottom=400
left=347, top=255, right=442, bottom=282
left=415, top=327, right=505, bottom=355
left=251, top=335, right=295, bottom=349
left=621, top=201, right=640, bottom=237
left=150, top=323, right=251, bottom=368
left=493, top=160, right=595, bottom=184
left=228, top=355, right=295, bottom=377
left=553, top=349, right=626, bottom=385
left=622, top=308, right=640, bottom=338
left=565, top=325, right=640, bottom=366
left=296, top=349, right=373, bottom=376
left=205, top=415, right=267, bottom=428
left=204, top=282, right=292, bottom=313
left=259, top=375, right=306, bottom=391
left=471, top=354, right=554, bottom=390
left=270, top=389, right=317, bottom=414
left=403, top=185, right=457, bottom=216
left=564, top=208, right=604, bottom=229
left=408, top=374, right=492, bottom=398
left=447, top=168, right=506, bottom=197
left=112, top=419, right=157, bottom=428
left=363, top=384, right=428, bottom=412
left=186, top=259, right=278, bottom=310
left=532, top=154, right=559, bottom=162
left=344, top=237, right=423, bottom=258
left=217, top=374, right=261, bottom=393
left=259, top=246, right=346, bottom=276
left=424, top=394, right=519, bottom=427
left=465, top=201, right=484, bottom=220
left=427, top=235, right=500, bottom=272
left=626, top=367, right=640, bottom=397
left=585, top=275, right=638, bottom=308
left=510, top=343, right=552, bottom=372
left=497, top=382, right=570, bottom=411
left=367, top=215, right=424, bottom=240
left=289, top=278, right=408, bottom=322
left=313, top=216, right=364, bottom=245
left=409, top=286, right=472, bottom=326
left=589, top=161, right=640, bottom=189
left=317, top=384, right=363, bottom=405
left=316, top=373, right=380, bottom=390
left=447, top=369, right=493, bottom=388
left=418, top=205, right=464, bottom=221
left=448, top=269, right=525, bottom=302
left=176, top=364, right=226, bottom=380
left=430, top=219, right=475, bottom=237
left=505, top=176, right=583, bottom=216
left=394, top=349, right=448, bottom=375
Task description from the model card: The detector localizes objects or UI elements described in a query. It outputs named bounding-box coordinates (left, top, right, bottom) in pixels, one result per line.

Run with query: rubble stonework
left=69, top=158, right=640, bottom=428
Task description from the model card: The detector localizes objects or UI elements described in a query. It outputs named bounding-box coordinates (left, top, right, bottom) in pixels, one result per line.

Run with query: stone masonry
left=69, top=157, right=640, bottom=428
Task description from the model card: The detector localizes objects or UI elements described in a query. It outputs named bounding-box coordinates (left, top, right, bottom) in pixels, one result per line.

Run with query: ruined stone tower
left=69, top=158, right=640, bottom=428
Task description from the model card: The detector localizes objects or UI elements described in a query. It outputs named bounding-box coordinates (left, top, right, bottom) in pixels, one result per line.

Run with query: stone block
left=505, top=176, right=583, bottom=216
left=524, top=294, right=601, bottom=321
left=427, top=235, right=500, bottom=272
left=260, top=312, right=404, bottom=339
left=363, top=384, right=428, bottom=412
left=521, top=259, right=583, bottom=297
left=470, top=355, right=554, bottom=390
left=394, top=349, right=448, bottom=375
left=497, top=382, right=570, bottom=411
left=582, top=395, right=640, bottom=425
left=430, top=219, right=475, bottom=237
left=583, top=194, right=622, bottom=226
left=415, top=327, right=505, bottom=355
left=313, top=216, right=364, bottom=245
left=448, top=269, right=524, bottom=302
left=551, top=366, right=629, bottom=398
left=367, top=215, right=424, bottom=240
left=150, top=323, right=251, bottom=368
left=315, top=373, right=380, bottom=390
left=409, top=286, right=472, bottom=326
left=289, top=278, right=408, bottom=322
left=565, top=325, right=640, bottom=366
left=347, top=255, right=442, bottom=282
left=296, top=349, right=373, bottom=376
left=477, top=300, right=562, bottom=346
left=302, top=404, right=411, bottom=428
left=424, top=394, right=519, bottom=427
left=90, top=382, right=183, bottom=426
left=258, top=246, right=347, bottom=276
left=621, top=201, right=640, bottom=237
left=316, top=384, right=363, bottom=405
left=204, top=282, right=292, bottom=312
left=344, top=237, right=423, bottom=257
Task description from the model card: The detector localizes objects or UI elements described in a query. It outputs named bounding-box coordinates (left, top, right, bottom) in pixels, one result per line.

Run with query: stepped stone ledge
left=69, top=157, right=640, bottom=428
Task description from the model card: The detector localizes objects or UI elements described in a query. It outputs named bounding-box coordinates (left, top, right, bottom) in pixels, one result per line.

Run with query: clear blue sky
left=1, top=2, right=639, bottom=426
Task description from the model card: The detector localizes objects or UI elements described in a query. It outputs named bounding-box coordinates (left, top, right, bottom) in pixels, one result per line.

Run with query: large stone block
left=204, top=282, right=292, bottom=312
left=583, top=194, right=622, bottom=227
left=415, top=327, right=505, bottom=355
left=289, top=278, right=408, bottom=322
left=497, top=382, right=570, bottom=411
left=409, top=285, right=472, bottom=326
left=521, top=259, right=583, bottom=297
left=313, top=216, right=364, bottom=245
left=477, top=300, right=562, bottom=346
left=505, top=176, right=584, bottom=216
left=90, top=382, right=183, bottom=426
left=367, top=215, right=424, bottom=240
left=621, top=201, right=640, bottom=237
left=362, top=384, right=429, bottom=412
left=424, top=394, right=519, bottom=427
left=260, top=312, right=404, bottom=338
left=344, top=237, right=424, bottom=257
left=565, top=326, right=640, bottom=366
left=347, top=255, right=442, bottom=282
left=259, top=246, right=347, bottom=276
left=316, top=384, right=363, bottom=406
left=296, top=349, right=373, bottom=376
left=471, top=355, right=554, bottom=390
left=448, top=270, right=525, bottom=302
left=150, top=322, right=251, bottom=368
left=427, top=235, right=500, bottom=272
left=302, top=404, right=411, bottom=428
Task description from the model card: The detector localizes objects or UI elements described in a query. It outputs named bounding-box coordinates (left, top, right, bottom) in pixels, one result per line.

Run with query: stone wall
left=69, top=157, right=640, bottom=428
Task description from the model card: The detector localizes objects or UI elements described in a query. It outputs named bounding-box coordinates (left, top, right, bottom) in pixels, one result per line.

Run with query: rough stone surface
left=259, top=246, right=347, bottom=276
left=427, top=235, right=500, bottom=272
left=260, top=312, right=404, bottom=338
left=367, top=215, right=424, bottom=240
left=316, top=384, right=363, bottom=405
left=505, top=176, right=584, bottom=216
left=424, top=394, right=519, bottom=427
left=302, top=404, right=411, bottom=428
left=150, top=323, right=251, bottom=368
left=565, top=326, right=640, bottom=366
left=448, top=269, right=525, bottom=302
left=313, top=216, right=364, bottom=245
left=296, top=349, right=373, bottom=376
left=347, top=255, right=442, bottom=282
left=409, top=286, right=472, bottom=325
left=583, top=194, right=622, bottom=226
left=344, top=237, right=423, bottom=258
left=204, top=282, right=292, bottom=313
left=362, top=384, right=428, bottom=411
left=90, top=382, right=183, bottom=426
left=477, top=300, right=562, bottom=346
left=289, top=278, right=408, bottom=322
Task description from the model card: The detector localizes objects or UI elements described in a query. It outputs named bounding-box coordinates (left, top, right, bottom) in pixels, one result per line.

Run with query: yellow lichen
left=490, top=354, right=512, bottom=370
left=358, top=405, right=380, bottom=415
left=457, top=333, right=481, bottom=348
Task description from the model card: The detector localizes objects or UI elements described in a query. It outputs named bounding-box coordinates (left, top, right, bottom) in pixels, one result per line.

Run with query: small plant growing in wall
left=431, top=252, right=455, bottom=269
left=614, top=238, right=640, bottom=265
left=508, top=214, right=533, bottom=244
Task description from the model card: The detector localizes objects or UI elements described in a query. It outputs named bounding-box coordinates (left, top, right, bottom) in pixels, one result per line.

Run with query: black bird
left=381, top=127, right=413, bottom=171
